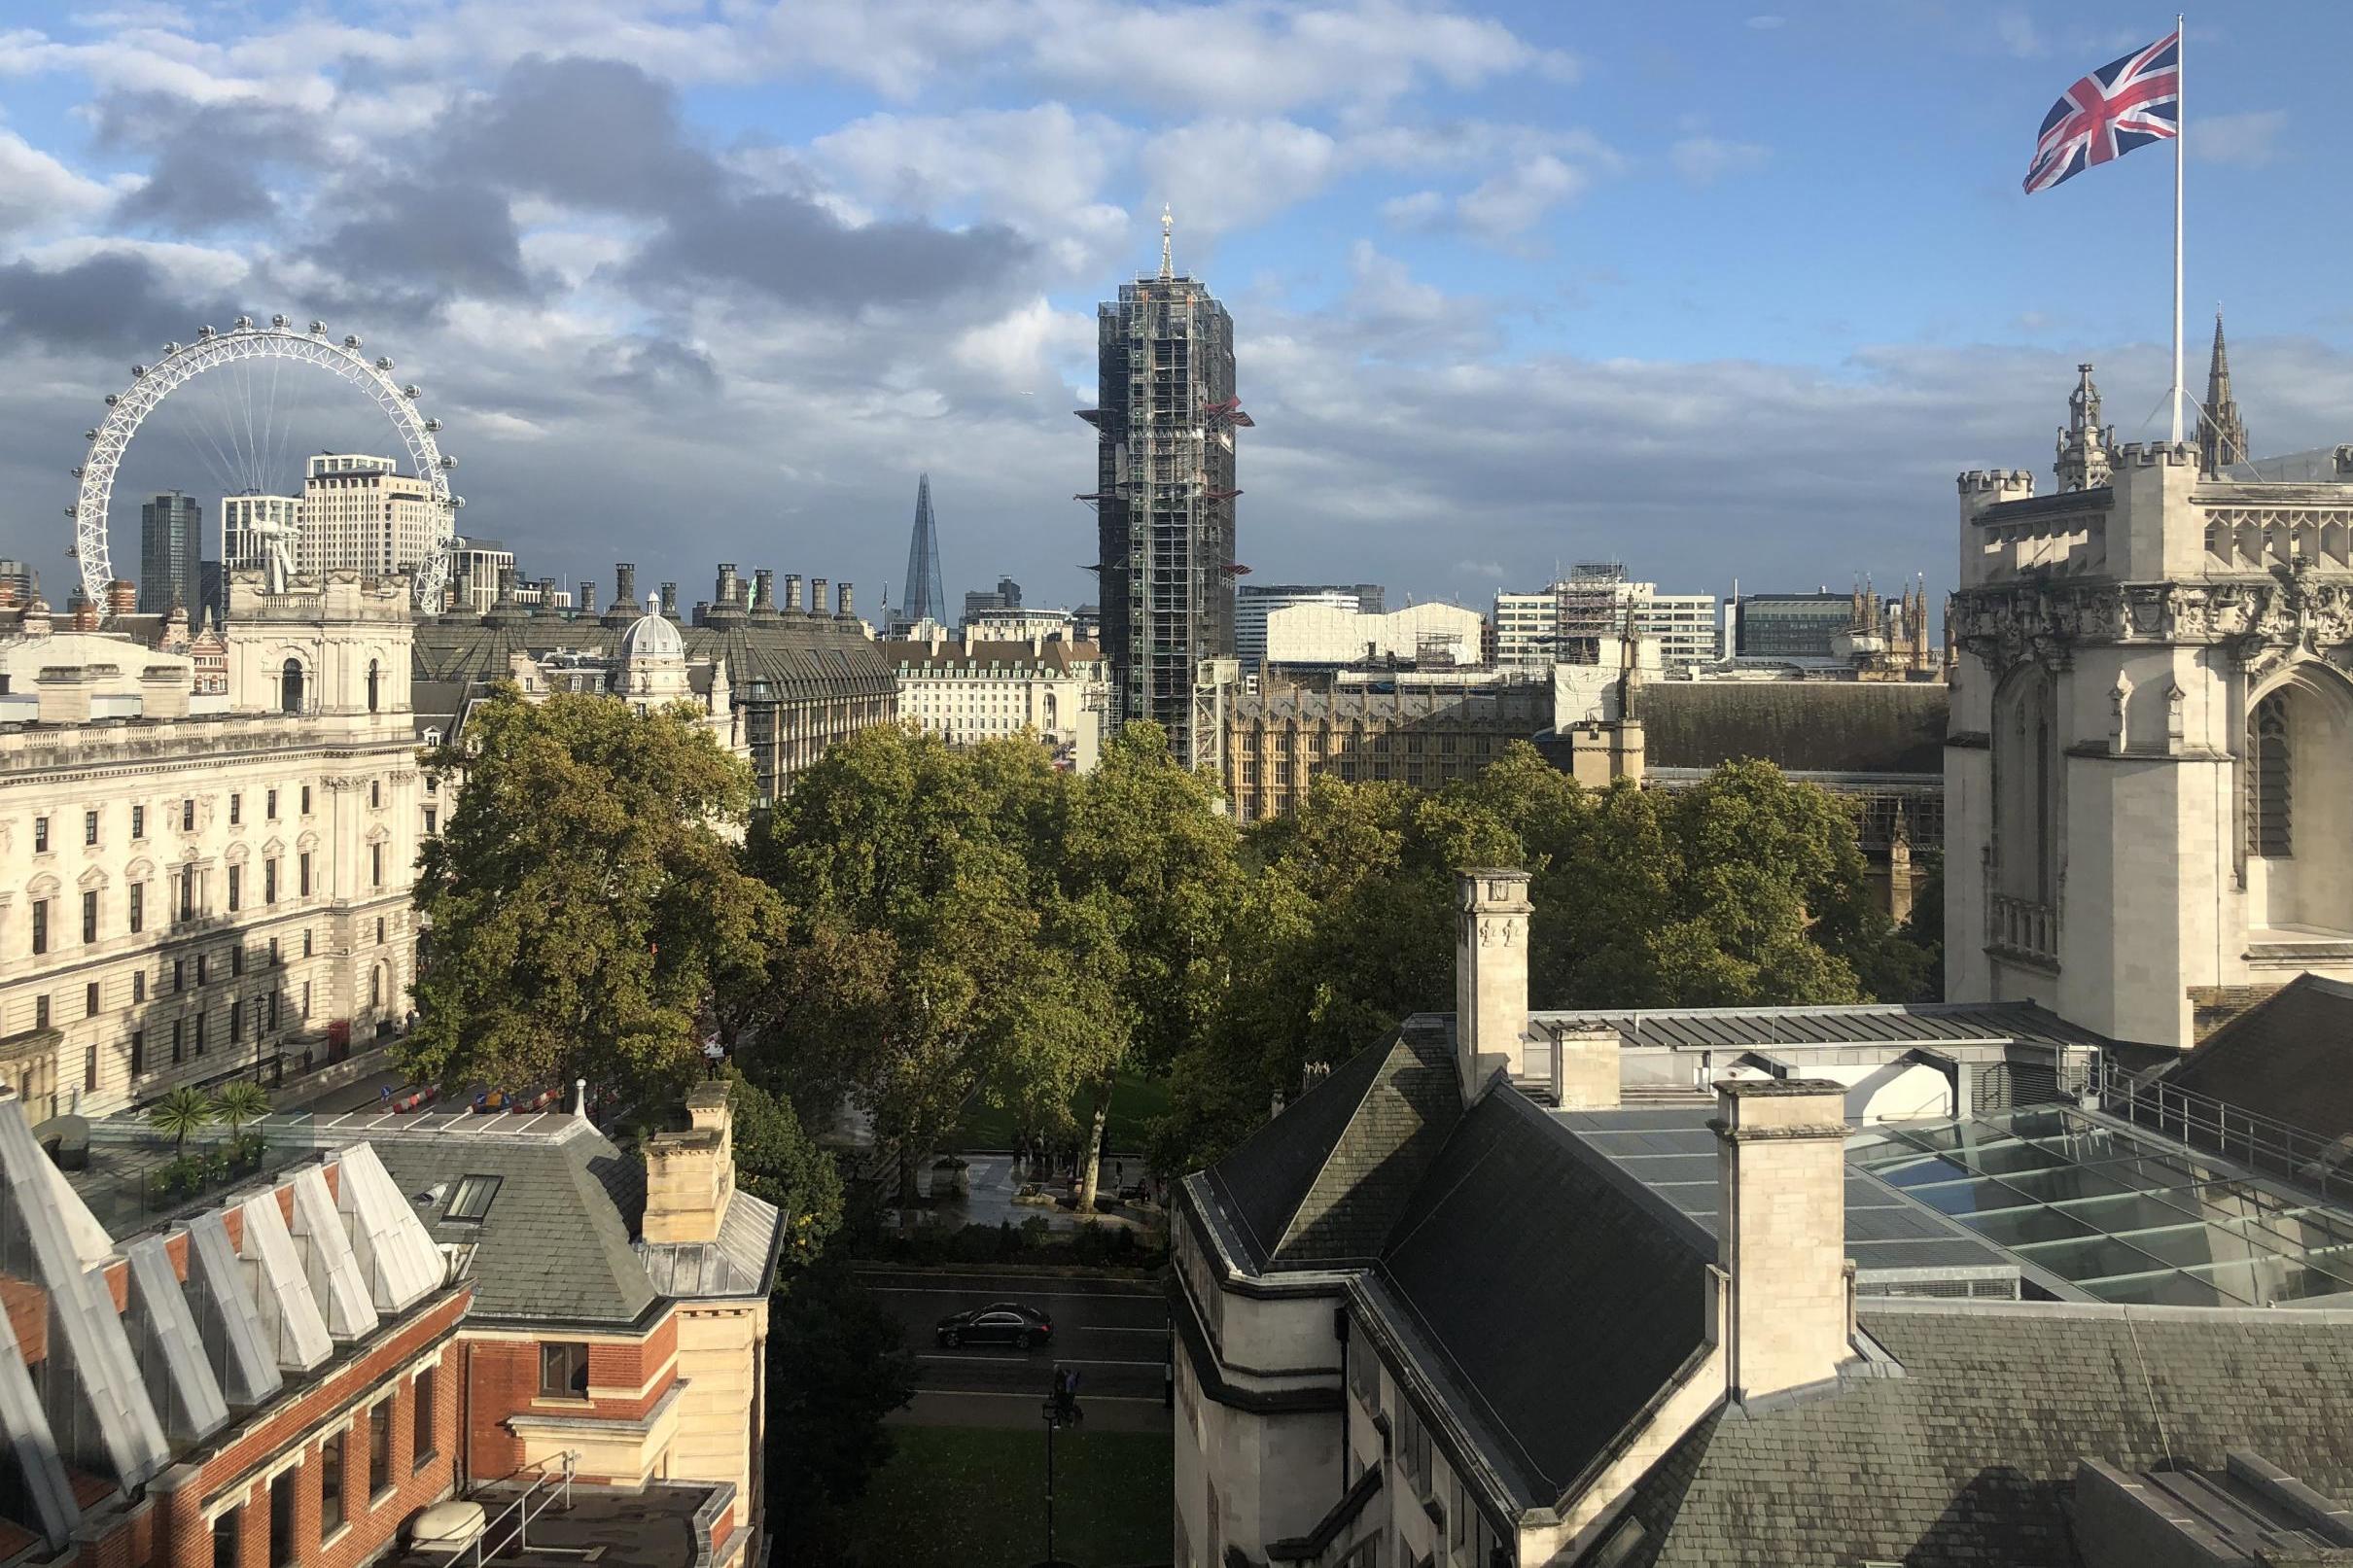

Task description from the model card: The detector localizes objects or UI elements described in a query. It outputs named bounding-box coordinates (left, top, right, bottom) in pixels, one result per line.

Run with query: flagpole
left=2171, top=13, right=2185, bottom=444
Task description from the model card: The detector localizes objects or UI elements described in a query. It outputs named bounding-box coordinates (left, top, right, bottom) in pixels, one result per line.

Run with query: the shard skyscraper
left=901, top=473, right=947, bottom=627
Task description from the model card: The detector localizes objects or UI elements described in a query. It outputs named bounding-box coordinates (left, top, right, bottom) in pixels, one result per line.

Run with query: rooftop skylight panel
left=444, top=1174, right=501, bottom=1222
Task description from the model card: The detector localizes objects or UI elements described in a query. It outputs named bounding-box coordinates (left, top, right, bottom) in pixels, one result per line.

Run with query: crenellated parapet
left=1951, top=566, right=2353, bottom=681
left=2116, top=440, right=2198, bottom=468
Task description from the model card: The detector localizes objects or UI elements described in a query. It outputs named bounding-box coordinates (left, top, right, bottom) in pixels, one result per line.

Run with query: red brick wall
left=137, top=1287, right=468, bottom=1568
left=459, top=1310, right=681, bottom=1483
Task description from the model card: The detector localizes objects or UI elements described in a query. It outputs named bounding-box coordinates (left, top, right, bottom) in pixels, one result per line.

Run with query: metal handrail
left=466, top=1449, right=578, bottom=1564
left=2087, top=1055, right=2353, bottom=1207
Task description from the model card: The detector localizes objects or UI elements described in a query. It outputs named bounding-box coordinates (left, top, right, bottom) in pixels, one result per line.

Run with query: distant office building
left=966, top=606, right=1076, bottom=642
left=902, top=472, right=948, bottom=627
left=220, top=490, right=300, bottom=576
left=963, top=574, right=1023, bottom=627
left=1237, top=583, right=1384, bottom=671
left=137, top=491, right=202, bottom=613
left=444, top=539, right=516, bottom=616
left=1086, top=213, right=1243, bottom=768
left=297, top=453, right=437, bottom=576
left=1496, top=571, right=1719, bottom=671
left=0, top=559, right=37, bottom=607
left=1730, top=591, right=1859, bottom=666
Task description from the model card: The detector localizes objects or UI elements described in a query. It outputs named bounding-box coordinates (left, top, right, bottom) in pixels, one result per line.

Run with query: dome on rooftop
left=621, top=593, right=684, bottom=661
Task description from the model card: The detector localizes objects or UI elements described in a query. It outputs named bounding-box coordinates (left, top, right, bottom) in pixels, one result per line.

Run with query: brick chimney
left=1455, top=869, right=1532, bottom=1098
left=642, top=1082, right=737, bottom=1244
left=140, top=665, right=190, bottom=720
left=659, top=581, right=679, bottom=615
left=37, top=666, right=94, bottom=725
left=106, top=579, right=137, bottom=617
left=753, top=568, right=776, bottom=612
left=1712, top=1079, right=1855, bottom=1403
left=783, top=574, right=804, bottom=613
left=716, top=563, right=739, bottom=606
left=614, top=563, right=638, bottom=610
left=810, top=577, right=829, bottom=616
left=835, top=581, right=855, bottom=619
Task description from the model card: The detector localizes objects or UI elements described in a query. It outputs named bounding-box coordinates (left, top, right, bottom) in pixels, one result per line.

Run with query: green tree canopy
left=404, top=687, right=782, bottom=1104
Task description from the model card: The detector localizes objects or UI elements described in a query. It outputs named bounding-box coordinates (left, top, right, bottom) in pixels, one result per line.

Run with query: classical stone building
left=1173, top=872, right=2353, bottom=1568
left=412, top=562, right=895, bottom=804
left=883, top=630, right=1106, bottom=771
left=0, top=1075, right=776, bottom=1565
left=0, top=571, right=420, bottom=1119
left=1947, top=377, right=2353, bottom=1048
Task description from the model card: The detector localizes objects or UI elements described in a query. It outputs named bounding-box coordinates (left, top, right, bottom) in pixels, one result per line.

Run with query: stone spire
left=2054, top=363, right=2117, bottom=492
left=2198, top=309, right=2250, bottom=477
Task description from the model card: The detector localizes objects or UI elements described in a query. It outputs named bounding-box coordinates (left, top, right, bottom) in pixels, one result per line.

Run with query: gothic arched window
left=2250, top=691, right=2293, bottom=857
left=280, top=658, right=304, bottom=714
left=367, top=659, right=380, bottom=713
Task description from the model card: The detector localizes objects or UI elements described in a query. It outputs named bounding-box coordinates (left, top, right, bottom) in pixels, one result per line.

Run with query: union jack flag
left=2022, top=30, right=2181, bottom=194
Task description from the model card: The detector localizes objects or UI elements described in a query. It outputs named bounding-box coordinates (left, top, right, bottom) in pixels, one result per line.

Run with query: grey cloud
left=0, top=252, right=236, bottom=351
left=630, top=192, right=1032, bottom=312
left=101, top=96, right=327, bottom=234
left=439, top=55, right=716, bottom=214
left=300, top=178, right=535, bottom=308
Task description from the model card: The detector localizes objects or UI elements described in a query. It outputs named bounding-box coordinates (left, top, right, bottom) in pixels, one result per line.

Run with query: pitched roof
left=370, top=1128, right=658, bottom=1328
left=1642, top=679, right=1948, bottom=776
left=1372, top=1092, right=1714, bottom=1507
left=2162, top=974, right=2353, bottom=1139
left=1533, top=999, right=2101, bottom=1054
left=1203, top=1018, right=1460, bottom=1270
left=1605, top=1303, right=2353, bottom=1568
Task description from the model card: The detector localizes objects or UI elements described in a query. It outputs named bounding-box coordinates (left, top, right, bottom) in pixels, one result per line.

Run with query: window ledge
left=320, top=1521, right=353, bottom=1552
left=411, top=1448, right=440, bottom=1477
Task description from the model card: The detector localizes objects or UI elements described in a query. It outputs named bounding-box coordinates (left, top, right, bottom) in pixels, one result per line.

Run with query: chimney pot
left=754, top=568, right=776, bottom=611
left=659, top=582, right=679, bottom=615
left=717, top=563, right=739, bottom=605
left=1712, top=1077, right=1854, bottom=1403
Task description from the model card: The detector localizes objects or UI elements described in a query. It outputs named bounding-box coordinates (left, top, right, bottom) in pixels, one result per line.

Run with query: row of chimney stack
left=591, top=562, right=856, bottom=621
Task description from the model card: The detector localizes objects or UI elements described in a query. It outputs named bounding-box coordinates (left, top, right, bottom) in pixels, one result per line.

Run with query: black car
left=935, top=1302, right=1053, bottom=1349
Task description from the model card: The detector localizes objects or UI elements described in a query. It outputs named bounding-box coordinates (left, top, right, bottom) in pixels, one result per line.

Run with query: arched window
left=1994, top=669, right=2060, bottom=908
left=280, top=658, right=304, bottom=714
left=2250, top=691, right=2293, bottom=857
left=367, top=659, right=380, bottom=713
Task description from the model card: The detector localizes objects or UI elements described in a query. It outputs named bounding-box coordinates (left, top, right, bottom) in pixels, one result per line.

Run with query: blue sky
left=0, top=0, right=2344, bottom=616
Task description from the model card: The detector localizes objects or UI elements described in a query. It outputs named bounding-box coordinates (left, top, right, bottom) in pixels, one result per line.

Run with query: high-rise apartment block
left=297, top=452, right=437, bottom=576
left=1084, top=214, right=1243, bottom=767
left=138, top=490, right=202, bottom=613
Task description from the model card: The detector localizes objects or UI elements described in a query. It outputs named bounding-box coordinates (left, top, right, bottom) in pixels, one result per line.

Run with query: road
left=860, top=1268, right=1172, bottom=1433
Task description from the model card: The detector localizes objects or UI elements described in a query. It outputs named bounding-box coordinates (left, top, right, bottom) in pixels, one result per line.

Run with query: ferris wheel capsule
left=375, top=356, right=394, bottom=371
left=234, top=315, right=254, bottom=331
left=104, top=393, right=119, bottom=406
left=308, top=321, right=327, bottom=335
left=197, top=325, right=214, bottom=338
left=271, top=314, right=289, bottom=329
left=131, top=365, right=146, bottom=378
left=84, top=429, right=98, bottom=441
left=424, top=418, right=442, bottom=433
left=64, top=505, right=76, bottom=517
left=70, top=467, right=83, bottom=479
left=403, top=384, right=421, bottom=400
left=439, top=454, right=457, bottom=470
left=163, top=342, right=180, bottom=355
left=343, top=334, right=362, bottom=349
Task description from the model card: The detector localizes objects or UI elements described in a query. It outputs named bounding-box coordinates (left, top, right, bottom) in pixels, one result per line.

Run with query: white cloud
left=1993, top=8, right=2046, bottom=59
left=1668, top=135, right=1770, bottom=188
left=0, top=129, right=121, bottom=239
left=1141, top=119, right=1340, bottom=238
left=1457, top=154, right=1586, bottom=240
left=1380, top=190, right=1449, bottom=231
left=2192, top=111, right=2287, bottom=169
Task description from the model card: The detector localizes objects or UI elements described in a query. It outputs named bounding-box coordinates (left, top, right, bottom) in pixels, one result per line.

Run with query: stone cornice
left=1951, top=563, right=2353, bottom=675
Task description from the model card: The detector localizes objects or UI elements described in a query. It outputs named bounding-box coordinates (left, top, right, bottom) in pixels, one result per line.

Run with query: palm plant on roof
left=148, top=1086, right=216, bottom=1152
left=213, top=1080, right=271, bottom=1135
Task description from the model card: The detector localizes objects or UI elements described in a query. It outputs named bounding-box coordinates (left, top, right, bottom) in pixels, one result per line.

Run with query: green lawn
left=837, top=1424, right=1173, bottom=1568
left=951, top=1069, right=1173, bottom=1154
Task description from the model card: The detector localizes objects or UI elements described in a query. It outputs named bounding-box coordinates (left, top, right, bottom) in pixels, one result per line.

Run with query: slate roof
left=1603, top=1303, right=2353, bottom=1568
left=1372, top=1091, right=1714, bottom=1507
left=1642, top=679, right=1948, bottom=776
left=370, top=1126, right=659, bottom=1328
left=637, top=1188, right=783, bottom=1299
left=1203, top=1018, right=1461, bottom=1270
left=2162, top=974, right=2353, bottom=1139
left=411, top=605, right=893, bottom=708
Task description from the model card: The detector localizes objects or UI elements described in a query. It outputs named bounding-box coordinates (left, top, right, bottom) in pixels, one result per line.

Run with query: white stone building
left=1494, top=579, right=1721, bottom=672
left=883, top=632, right=1106, bottom=771
left=1264, top=601, right=1485, bottom=669
left=0, top=570, right=420, bottom=1120
left=1237, top=584, right=1384, bottom=672
left=295, top=453, right=438, bottom=577
left=1947, top=366, right=2353, bottom=1049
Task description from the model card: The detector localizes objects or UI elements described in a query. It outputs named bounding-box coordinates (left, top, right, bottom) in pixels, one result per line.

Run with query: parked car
left=935, top=1302, right=1053, bottom=1349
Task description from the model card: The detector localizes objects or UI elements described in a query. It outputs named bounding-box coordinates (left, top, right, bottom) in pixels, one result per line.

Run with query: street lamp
left=1036, top=1367, right=1081, bottom=1568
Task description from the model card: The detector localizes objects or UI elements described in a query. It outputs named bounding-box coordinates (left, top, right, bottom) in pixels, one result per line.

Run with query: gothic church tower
left=2198, top=311, right=2251, bottom=477
left=1947, top=367, right=2353, bottom=1049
